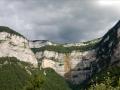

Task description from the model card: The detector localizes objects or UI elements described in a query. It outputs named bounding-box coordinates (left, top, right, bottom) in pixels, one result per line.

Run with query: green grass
left=0, top=26, right=25, bottom=38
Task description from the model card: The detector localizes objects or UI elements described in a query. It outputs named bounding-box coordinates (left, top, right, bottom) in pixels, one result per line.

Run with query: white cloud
left=97, top=0, right=120, bottom=6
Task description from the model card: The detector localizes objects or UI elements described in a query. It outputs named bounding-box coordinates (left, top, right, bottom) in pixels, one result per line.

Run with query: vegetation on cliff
left=0, top=26, right=25, bottom=38
left=0, top=57, right=30, bottom=90
left=31, top=41, right=99, bottom=54
left=86, top=66, right=120, bottom=90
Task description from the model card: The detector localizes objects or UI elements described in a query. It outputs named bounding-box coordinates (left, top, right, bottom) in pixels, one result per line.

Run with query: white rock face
left=42, top=59, right=56, bottom=69
left=34, top=50, right=96, bottom=84
left=0, top=32, right=38, bottom=67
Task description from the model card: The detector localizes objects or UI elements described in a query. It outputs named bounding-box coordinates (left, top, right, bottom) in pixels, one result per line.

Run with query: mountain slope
left=92, top=20, right=120, bottom=72
left=77, top=21, right=120, bottom=90
left=0, top=57, right=30, bottom=90
left=25, top=68, right=71, bottom=90
left=85, top=66, right=120, bottom=90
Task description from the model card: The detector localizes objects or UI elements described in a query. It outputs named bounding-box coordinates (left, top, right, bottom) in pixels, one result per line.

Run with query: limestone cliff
left=0, top=26, right=37, bottom=67
left=31, top=46, right=97, bottom=84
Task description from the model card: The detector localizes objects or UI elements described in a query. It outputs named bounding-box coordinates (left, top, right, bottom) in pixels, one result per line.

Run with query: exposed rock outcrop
left=32, top=49, right=96, bottom=84
left=0, top=26, right=38, bottom=67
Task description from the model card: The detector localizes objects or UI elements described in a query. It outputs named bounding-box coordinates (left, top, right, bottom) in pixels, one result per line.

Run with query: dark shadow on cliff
left=64, top=57, right=95, bottom=90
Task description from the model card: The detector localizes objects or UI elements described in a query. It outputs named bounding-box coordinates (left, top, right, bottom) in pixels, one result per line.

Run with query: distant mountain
left=29, top=40, right=57, bottom=48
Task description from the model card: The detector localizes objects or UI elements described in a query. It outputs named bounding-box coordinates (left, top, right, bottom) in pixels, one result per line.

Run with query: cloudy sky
left=0, top=0, right=120, bottom=43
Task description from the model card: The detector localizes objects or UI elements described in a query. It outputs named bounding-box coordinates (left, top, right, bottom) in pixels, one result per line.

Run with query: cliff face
left=93, top=20, right=120, bottom=72
left=30, top=21, right=120, bottom=84
left=42, top=50, right=95, bottom=84
left=0, top=27, right=38, bottom=67
left=31, top=46, right=97, bottom=84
